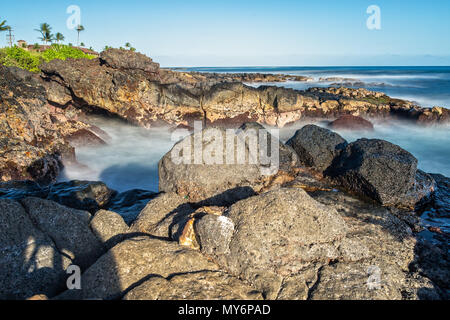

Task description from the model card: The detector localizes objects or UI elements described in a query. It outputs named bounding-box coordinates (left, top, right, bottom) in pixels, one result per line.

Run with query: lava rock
left=325, top=138, right=419, bottom=206
left=286, top=124, right=348, bottom=172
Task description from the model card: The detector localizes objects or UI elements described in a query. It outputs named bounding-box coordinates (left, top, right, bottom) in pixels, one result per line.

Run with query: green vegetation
left=0, top=45, right=95, bottom=73
left=0, top=46, right=40, bottom=72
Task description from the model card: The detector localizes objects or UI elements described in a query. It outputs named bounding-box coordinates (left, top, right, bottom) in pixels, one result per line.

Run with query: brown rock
left=328, top=115, right=374, bottom=131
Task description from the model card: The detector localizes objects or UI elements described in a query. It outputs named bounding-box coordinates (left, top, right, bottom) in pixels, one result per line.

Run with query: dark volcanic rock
left=99, top=48, right=160, bottom=75
left=286, top=124, right=348, bottom=173
left=47, top=180, right=117, bottom=213
left=325, top=138, right=419, bottom=207
left=328, top=115, right=374, bottom=131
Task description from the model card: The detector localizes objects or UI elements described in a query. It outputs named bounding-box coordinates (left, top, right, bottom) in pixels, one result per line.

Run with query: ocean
left=183, top=66, right=450, bottom=108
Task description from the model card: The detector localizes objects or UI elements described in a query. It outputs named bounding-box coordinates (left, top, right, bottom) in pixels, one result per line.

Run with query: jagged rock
left=0, top=66, right=89, bottom=184
left=328, top=115, right=374, bottom=131
left=286, top=125, right=347, bottom=173
left=0, top=199, right=71, bottom=299
left=123, top=271, right=263, bottom=300
left=20, top=197, right=104, bottom=269
left=47, top=180, right=117, bottom=213
left=195, top=188, right=348, bottom=299
left=90, top=210, right=130, bottom=249
left=55, top=236, right=219, bottom=300
left=325, top=139, right=420, bottom=207
left=99, top=48, right=160, bottom=75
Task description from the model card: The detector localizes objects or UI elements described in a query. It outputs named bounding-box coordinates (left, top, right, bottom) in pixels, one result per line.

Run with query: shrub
left=40, top=44, right=96, bottom=63
left=0, top=46, right=40, bottom=72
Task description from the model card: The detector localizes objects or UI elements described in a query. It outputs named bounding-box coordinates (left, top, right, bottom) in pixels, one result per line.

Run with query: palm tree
left=125, top=42, right=131, bottom=49
left=0, top=19, right=9, bottom=32
left=76, top=25, right=84, bottom=46
left=35, top=23, right=54, bottom=45
left=55, top=32, right=65, bottom=44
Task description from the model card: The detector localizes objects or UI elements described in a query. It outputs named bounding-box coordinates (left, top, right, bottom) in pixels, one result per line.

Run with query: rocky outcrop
left=0, top=66, right=88, bottom=184
left=36, top=51, right=450, bottom=130
left=99, top=49, right=160, bottom=75
left=328, top=114, right=374, bottom=131
left=286, top=125, right=347, bottom=173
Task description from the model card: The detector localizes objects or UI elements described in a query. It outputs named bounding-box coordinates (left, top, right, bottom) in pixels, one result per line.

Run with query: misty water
left=61, top=116, right=450, bottom=194
left=62, top=67, right=450, bottom=210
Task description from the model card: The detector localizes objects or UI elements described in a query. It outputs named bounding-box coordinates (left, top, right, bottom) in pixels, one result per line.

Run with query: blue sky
left=2, top=0, right=450, bottom=66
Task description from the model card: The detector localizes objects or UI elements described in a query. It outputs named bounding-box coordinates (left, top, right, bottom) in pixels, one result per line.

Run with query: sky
left=1, top=0, right=450, bottom=66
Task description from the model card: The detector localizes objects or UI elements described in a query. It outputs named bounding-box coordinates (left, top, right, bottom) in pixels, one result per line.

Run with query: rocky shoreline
left=0, top=49, right=449, bottom=300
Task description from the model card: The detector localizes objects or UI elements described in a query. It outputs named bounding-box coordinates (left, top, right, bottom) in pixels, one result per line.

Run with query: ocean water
left=183, top=66, right=450, bottom=108
left=62, top=67, right=450, bottom=194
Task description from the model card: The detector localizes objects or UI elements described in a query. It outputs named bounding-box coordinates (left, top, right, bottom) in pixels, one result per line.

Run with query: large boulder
left=159, top=126, right=295, bottom=205
left=56, top=237, right=219, bottom=300
left=123, top=271, right=263, bottom=300
left=286, top=125, right=348, bottom=173
left=195, top=188, right=348, bottom=298
left=325, top=139, right=420, bottom=206
left=20, top=197, right=105, bottom=269
left=0, top=199, right=71, bottom=299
